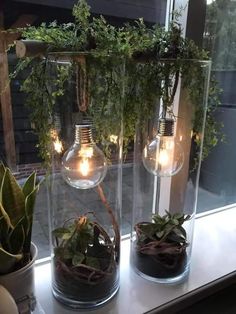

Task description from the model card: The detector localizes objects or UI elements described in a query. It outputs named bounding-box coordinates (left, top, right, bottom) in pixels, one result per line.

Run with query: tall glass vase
left=46, top=53, right=124, bottom=308
left=130, top=59, right=211, bottom=283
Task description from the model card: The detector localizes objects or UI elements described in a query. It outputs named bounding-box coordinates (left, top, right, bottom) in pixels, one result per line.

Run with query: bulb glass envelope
left=142, top=134, right=184, bottom=177
left=61, top=125, right=108, bottom=189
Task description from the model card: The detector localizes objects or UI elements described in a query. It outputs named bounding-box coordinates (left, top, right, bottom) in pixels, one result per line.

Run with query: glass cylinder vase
left=130, top=59, right=211, bottom=284
left=46, top=53, right=124, bottom=308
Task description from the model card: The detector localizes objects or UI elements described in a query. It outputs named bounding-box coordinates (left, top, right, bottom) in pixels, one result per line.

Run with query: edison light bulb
left=61, top=124, right=107, bottom=189
left=142, top=119, right=184, bottom=177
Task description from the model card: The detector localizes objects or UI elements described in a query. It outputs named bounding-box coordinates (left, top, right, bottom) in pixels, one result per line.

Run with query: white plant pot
left=0, top=243, right=38, bottom=314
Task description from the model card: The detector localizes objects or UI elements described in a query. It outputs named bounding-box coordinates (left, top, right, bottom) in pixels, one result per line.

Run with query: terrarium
left=130, top=59, right=211, bottom=283
left=46, top=53, right=124, bottom=308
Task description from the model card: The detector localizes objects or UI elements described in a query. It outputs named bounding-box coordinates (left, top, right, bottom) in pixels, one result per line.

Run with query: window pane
left=198, top=0, right=236, bottom=213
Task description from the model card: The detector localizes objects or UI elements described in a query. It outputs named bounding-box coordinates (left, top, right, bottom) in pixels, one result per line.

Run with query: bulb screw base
left=75, top=124, right=93, bottom=145
left=158, top=119, right=174, bottom=136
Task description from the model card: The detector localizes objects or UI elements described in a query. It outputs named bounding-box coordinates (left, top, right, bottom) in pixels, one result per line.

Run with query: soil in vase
left=53, top=257, right=119, bottom=303
left=132, top=245, right=188, bottom=279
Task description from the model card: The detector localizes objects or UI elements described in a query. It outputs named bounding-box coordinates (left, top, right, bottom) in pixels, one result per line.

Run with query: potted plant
left=0, top=163, right=39, bottom=312
left=133, top=212, right=190, bottom=280
left=52, top=211, right=119, bottom=306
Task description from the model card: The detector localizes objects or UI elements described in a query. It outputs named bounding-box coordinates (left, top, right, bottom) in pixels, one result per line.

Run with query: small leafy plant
left=0, top=163, right=39, bottom=275
left=134, top=212, right=190, bottom=275
left=53, top=214, right=116, bottom=284
left=52, top=212, right=119, bottom=302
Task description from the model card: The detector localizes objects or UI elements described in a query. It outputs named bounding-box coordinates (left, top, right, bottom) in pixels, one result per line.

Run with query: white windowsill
left=34, top=205, right=236, bottom=314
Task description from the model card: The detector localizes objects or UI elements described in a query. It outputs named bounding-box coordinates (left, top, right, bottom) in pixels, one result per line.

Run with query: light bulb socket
left=75, top=124, right=93, bottom=145
left=158, top=119, right=174, bottom=136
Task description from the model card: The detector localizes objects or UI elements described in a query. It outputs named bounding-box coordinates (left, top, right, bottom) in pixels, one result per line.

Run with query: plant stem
left=97, top=184, right=120, bottom=261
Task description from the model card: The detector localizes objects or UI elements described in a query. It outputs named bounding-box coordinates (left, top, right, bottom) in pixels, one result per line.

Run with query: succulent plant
left=135, top=212, right=190, bottom=257
left=0, top=163, right=39, bottom=275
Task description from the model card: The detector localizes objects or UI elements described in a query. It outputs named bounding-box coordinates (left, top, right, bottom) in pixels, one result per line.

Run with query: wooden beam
left=15, top=40, right=48, bottom=58
left=0, top=37, right=17, bottom=170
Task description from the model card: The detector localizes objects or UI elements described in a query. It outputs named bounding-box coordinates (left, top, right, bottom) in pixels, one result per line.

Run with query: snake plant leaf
left=0, top=163, right=5, bottom=194
left=8, top=220, right=25, bottom=255
left=0, top=169, right=25, bottom=227
left=22, top=172, right=36, bottom=198
left=25, top=186, right=39, bottom=229
left=0, top=202, right=13, bottom=229
left=23, top=186, right=39, bottom=254
left=0, top=212, right=11, bottom=251
left=0, top=247, right=23, bottom=275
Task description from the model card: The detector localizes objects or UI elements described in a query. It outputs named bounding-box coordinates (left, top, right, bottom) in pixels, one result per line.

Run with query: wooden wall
left=0, top=55, right=40, bottom=164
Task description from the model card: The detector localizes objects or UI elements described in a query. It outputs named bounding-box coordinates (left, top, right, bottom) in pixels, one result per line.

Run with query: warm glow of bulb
left=144, top=146, right=147, bottom=158
left=165, top=140, right=174, bottom=150
left=110, top=134, right=118, bottom=144
left=78, top=146, right=94, bottom=176
left=51, top=129, right=63, bottom=153
left=79, top=146, right=93, bottom=158
left=79, top=158, right=90, bottom=176
left=159, top=149, right=169, bottom=166
left=54, top=138, right=63, bottom=153
left=142, top=135, right=184, bottom=177
left=61, top=125, right=108, bottom=189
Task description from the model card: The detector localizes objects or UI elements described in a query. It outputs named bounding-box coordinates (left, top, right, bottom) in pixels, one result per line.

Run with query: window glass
left=198, top=0, right=236, bottom=213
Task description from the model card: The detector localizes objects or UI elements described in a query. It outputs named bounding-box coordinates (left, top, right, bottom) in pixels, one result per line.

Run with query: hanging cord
left=75, top=55, right=89, bottom=112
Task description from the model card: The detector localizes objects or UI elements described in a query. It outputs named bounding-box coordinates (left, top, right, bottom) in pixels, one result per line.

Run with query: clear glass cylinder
left=130, top=60, right=211, bottom=283
left=46, top=53, right=124, bottom=308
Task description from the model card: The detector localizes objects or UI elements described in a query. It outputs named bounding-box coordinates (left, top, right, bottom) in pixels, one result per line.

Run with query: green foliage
left=53, top=215, right=115, bottom=279
left=0, top=163, right=39, bottom=274
left=19, top=59, right=71, bottom=166
left=11, top=0, right=223, bottom=166
left=136, top=212, right=190, bottom=247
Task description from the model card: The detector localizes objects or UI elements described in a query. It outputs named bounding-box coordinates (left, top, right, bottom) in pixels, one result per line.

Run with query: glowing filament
left=79, top=158, right=90, bottom=177
left=159, top=149, right=169, bottom=166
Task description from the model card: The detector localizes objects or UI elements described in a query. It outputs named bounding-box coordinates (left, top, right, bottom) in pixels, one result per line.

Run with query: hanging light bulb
left=61, top=124, right=107, bottom=189
left=142, top=119, right=184, bottom=177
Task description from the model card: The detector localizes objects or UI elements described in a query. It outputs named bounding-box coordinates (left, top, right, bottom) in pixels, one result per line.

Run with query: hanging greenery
left=10, top=0, right=224, bottom=167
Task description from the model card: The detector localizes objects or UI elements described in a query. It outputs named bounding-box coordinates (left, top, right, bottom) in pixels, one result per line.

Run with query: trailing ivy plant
left=10, top=0, right=223, bottom=167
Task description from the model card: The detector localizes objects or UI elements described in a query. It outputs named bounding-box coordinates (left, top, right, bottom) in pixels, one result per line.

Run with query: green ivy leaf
left=72, top=252, right=85, bottom=266
left=86, top=256, right=100, bottom=269
left=52, top=227, right=71, bottom=239
left=156, top=231, right=164, bottom=238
